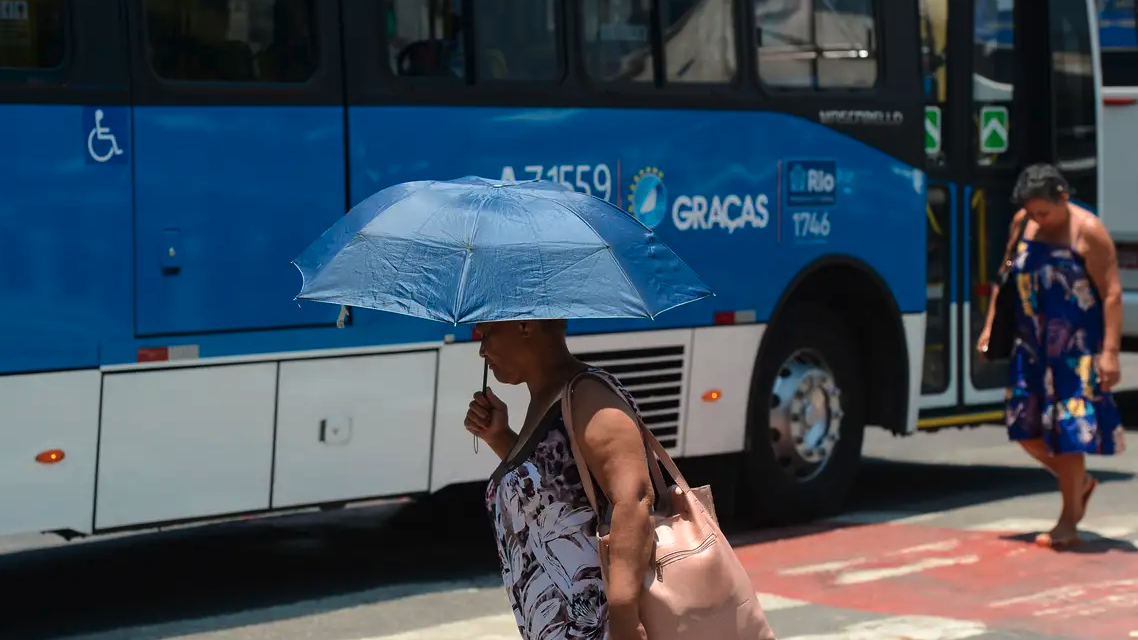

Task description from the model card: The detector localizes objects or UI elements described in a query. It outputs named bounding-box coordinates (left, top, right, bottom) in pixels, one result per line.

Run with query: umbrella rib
left=451, top=188, right=492, bottom=324
left=539, top=195, right=652, bottom=317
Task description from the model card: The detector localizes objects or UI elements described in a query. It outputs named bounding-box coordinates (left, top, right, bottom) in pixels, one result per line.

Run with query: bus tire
left=740, top=302, right=866, bottom=525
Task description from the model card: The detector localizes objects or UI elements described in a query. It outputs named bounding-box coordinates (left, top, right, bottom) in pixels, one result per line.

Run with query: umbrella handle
left=475, top=360, right=489, bottom=453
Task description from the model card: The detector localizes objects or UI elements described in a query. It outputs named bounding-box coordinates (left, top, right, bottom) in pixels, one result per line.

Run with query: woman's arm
left=569, top=378, right=655, bottom=632
left=1081, top=216, right=1123, bottom=354
left=986, top=208, right=1028, bottom=328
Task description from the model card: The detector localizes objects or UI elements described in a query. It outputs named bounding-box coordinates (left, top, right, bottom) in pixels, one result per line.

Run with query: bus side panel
left=131, top=106, right=346, bottom=337
left=0, top=105, right=134, bottom=373
left=0, top=371, right=101, bottom=537
left=95, top=363, right=277, bottom=530
left=346, top=106, right=927, bottom=337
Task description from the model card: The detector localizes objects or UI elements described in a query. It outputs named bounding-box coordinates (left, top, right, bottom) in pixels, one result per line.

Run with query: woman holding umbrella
left=466, top=318, right=654, bottom=639
left=293, top=177, right=772, bottom=640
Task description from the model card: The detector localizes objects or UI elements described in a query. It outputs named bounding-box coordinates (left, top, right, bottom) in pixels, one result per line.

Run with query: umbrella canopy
left=292, top=176, right=713, bottom=324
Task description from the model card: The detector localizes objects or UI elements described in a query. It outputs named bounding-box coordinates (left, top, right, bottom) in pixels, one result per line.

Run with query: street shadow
left=999, top=531, right=1138, bottom=554
left=0, top=485, right=504, bottom=640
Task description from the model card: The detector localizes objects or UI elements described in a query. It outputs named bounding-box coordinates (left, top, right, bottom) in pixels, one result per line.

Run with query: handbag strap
left=559, top=371, right=688, bottom=516
left=999, top=213, right=1030, bottom=277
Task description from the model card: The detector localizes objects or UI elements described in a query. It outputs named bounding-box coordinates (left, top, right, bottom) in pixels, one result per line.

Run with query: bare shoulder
left=570, top=375, right=632, bottom=415
left=1073, top=206, right=1112, bottom=249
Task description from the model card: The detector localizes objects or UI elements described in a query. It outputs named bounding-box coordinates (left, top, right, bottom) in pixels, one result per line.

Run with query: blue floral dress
left=1005, top=237, right=1125, bottom=455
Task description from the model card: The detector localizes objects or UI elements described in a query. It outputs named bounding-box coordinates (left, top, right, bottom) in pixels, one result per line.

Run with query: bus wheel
left=741, top=303, right=866, bottom=525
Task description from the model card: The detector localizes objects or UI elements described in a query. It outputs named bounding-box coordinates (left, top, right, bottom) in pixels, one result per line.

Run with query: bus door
left=920, top=0, right=1101, bottom=415
left=964, top=0, right=1100, bottom=407
left=0, top=0, right=133, bottom=375
left=125, top=0, right=347, bottom=337
left=919, top=0, right=959, bottom=413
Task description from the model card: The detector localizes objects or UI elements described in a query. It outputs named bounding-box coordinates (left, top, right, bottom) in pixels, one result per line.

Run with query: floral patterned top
left=484, top=368, right=638, bottom=640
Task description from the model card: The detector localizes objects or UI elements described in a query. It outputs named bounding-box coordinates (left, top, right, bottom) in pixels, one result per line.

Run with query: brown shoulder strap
left=559, top=371, right=682, bottom=515
left=999, top=212, right=1029, bottom=276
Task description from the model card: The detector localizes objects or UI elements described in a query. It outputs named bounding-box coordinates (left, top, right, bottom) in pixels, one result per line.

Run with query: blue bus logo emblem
left=628, top=167, right=667, bottom=229
left=786, top=160, right=837, bottom=207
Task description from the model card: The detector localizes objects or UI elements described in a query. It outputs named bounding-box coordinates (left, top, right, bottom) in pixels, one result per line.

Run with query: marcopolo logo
left=786, top=159, right=838, bottom=207
left=628, top=167, right=667, bottom=229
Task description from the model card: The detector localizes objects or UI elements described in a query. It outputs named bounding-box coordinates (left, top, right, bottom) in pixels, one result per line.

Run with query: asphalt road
left=2, top=413, right=1137, bottom=640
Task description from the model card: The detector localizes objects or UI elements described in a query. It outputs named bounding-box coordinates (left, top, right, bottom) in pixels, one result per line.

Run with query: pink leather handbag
left=561, top=373, right=776, bottom=640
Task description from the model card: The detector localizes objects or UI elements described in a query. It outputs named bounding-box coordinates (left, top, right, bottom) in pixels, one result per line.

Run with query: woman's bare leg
left=1018, top=440, right=1089, bottom=543
left=1019, top=439, right=1060, bottom=476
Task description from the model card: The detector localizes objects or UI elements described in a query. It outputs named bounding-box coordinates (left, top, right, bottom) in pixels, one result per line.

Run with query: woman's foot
left=1035, top=521, right=1081, bottom=549
left=1079, top=474, right=1098, bottom=523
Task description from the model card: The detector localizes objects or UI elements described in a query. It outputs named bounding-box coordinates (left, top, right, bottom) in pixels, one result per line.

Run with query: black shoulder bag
left=985, top=215, right=1029, bottom=360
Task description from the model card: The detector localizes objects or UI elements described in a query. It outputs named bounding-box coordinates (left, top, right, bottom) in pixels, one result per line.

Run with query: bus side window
left=145, top=0, right=318, bottom=83
left=580, top=0, right=654, bottom=83
left=754, top=0, right=879, bottom=90
left=473, top=0, right=561, bottom=81
left=0, top=0, right=67, bottom=69
left=1100, top=0, right=1138, bottom=87
left=659, top=0, right=737, bottom=84
left=386, top=0, right=465, bottom=79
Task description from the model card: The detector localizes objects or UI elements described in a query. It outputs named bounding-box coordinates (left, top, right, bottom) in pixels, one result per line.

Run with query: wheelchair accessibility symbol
left=83, top=106, right=129, bottom=165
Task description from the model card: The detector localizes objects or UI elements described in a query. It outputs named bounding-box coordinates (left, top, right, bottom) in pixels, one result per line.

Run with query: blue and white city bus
left=0, top=0, right=1101, bottom=541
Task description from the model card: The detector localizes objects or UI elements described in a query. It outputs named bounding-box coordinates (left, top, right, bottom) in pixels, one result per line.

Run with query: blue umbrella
left=292, top=176, right=713, bottom=325
left=292, top=176, right=714, bottom=431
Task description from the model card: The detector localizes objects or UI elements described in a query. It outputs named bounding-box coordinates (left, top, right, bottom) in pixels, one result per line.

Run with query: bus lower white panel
left=0, top=370, right=100, bottom=537
left=271, top=351, right=437, bottom=508
left=95, top=363, right=277, bottom=530
left=683, top=325, right=764, bottom=457
left=903, top=312, right=927, bottom=433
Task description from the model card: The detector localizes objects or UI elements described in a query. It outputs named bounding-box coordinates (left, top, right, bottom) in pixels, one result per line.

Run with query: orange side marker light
left=702, top=390, right=722, bottom=402
left=35, top=449, right=65, bottom=464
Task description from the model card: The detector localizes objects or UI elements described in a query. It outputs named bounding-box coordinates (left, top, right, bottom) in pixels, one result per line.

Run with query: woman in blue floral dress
left=978, top=164, right=1125, bottom=549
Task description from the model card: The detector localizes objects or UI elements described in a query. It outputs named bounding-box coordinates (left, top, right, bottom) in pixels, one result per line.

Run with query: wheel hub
left=768, top=349, right=843, bottom=482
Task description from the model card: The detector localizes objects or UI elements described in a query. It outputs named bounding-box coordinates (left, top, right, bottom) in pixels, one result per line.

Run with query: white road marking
left=963, top=517, right=1055, bottom=533
left=965, top=515, right=1138, bottom=541
left=756, top=591, right=810, bottom=611
left=779, top=615, right=988, bottom=640
left=989, top=578, right=1138, bottom=619
left=779, top=558, right=868, bottom=576
left=891, top=539, right=960, bottom=555
left=834, top=555, right=980, bottom=586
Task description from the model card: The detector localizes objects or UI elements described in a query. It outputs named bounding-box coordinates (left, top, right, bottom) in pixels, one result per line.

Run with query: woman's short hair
left=1012, top=163, right=1069, bottom=205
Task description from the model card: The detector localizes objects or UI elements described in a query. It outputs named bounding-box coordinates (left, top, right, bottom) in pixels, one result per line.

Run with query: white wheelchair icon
left=87, top=109, right=124, bottom=163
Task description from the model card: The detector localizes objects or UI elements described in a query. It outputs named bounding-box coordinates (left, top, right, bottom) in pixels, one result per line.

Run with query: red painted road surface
left=736, top=521, right=1138, bottom=640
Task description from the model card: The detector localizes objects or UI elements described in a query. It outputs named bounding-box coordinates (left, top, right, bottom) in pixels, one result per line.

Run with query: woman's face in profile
left=476, top=321, right=531, bottom=385
left=1023, top=196, right=1069, bottom=233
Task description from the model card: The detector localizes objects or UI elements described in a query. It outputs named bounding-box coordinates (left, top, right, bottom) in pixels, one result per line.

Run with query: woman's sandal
left=1034, top=531, right=1081, bottom=549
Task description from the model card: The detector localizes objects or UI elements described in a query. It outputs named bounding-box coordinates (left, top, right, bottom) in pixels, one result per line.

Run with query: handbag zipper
left=654, top=533, right=717, bottom=582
